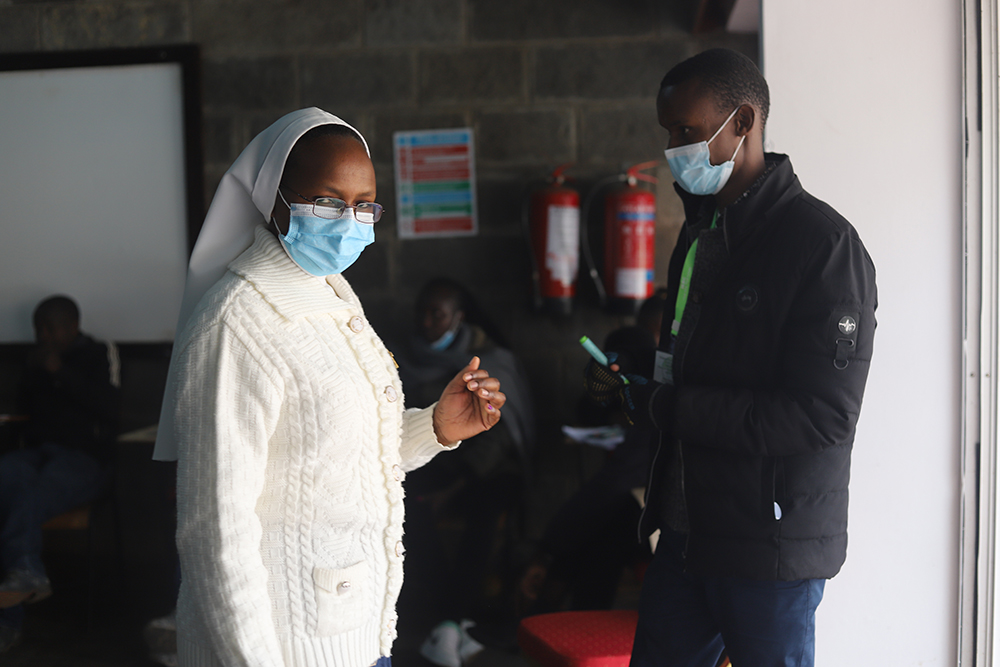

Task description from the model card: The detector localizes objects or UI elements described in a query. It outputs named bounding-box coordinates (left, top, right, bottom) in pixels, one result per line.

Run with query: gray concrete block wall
left=0, top=0, right=758, bottom=534
left=467, top=0, right=677, bottom=41
left=366, top=0, right=465, bottom=46
left=46, top=4, right=188, bottom=50
left=0, top=7, right=42, bottom=53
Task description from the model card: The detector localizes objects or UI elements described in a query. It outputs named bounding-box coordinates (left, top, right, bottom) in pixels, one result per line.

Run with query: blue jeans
left=630, top=530, right=825, bottom=667
left=0, top=443, right=106, bottom=629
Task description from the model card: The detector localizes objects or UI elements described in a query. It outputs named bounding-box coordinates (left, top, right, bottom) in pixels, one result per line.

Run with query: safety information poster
left=393, top=128, right=478, bottom=239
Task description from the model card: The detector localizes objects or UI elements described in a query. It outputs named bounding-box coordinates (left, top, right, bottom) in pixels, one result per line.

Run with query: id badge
left=653, top=350, right=674, bottom=386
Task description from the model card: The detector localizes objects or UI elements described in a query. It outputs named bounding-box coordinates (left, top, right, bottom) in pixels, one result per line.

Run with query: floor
left=1, top=593, right=535, bottom=667
left=1, top=584, right=162, bottom=666
left=1, top=558, right=643, bottom=666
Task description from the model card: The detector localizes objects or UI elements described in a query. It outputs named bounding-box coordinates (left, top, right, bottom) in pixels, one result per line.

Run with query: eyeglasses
left=280, top=185, right=383, bottom=224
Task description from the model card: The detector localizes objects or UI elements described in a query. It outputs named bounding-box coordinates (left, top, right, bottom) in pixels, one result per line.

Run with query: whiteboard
left=0, top=57, right=195, bottom=342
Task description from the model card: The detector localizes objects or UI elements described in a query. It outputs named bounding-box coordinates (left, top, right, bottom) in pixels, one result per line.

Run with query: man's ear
left=734, top=105, right=756, bottom=136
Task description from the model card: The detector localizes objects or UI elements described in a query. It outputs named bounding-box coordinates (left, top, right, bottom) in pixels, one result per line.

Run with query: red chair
left=518, top=610, right=638, bottom=667
left=517, top=609, right=730, bottom=667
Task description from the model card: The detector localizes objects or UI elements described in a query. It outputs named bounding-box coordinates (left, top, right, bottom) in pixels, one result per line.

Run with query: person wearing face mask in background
left=154, top=109, right=507, bottom=667
left=583, top=49, right=877, bottom=667
left=394, top=278, right=534, bottom=452
left=389, top=278, right=535, bottom=667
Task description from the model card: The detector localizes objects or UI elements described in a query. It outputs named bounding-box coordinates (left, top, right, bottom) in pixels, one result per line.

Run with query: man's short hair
left=34, top=295, right=79, bottom=329
left=659, top=48, right=770, bottom=127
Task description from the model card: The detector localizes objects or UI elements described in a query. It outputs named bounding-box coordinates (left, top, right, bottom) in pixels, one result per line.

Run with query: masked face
left=663, top=106, right=744, bottom=196
left=658, top=80, right=751, bottom=197
left=417, top=292, right=464, bottom=349
left=270, top=134, right=378, bottom=276
left=276, top=201, right=375, bottom=276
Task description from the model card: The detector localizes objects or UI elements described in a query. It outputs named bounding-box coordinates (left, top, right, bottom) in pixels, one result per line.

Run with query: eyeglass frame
left=278, top=184, right=383, bottom=224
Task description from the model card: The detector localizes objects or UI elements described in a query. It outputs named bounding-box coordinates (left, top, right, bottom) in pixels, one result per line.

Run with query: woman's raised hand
left=432, top=356, right=505, bottom=446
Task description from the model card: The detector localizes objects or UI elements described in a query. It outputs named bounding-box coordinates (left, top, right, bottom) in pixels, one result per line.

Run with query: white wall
left=763, top=1, right=962, bottom=665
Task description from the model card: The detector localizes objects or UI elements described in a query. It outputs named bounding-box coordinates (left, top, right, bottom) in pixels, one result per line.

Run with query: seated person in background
left=396, top=277, right=534, bottom=456
left=393, top=278, right=535, bottom=666
left=0, top=295, right=120, bottom=652
left=518, top=291, right=666, bottom=615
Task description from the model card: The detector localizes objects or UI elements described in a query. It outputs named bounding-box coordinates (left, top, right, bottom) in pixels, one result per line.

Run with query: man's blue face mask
left=428, top=325, right=459, bottom=351
left=663, top=106, right=745, bottom=196
left=275, top=199, right=375, bottom=277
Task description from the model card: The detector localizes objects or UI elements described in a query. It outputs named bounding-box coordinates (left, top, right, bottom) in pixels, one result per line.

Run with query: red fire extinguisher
left=603, top=161, right=658, bottom=314
left=528, top=164, right=580, bottom=315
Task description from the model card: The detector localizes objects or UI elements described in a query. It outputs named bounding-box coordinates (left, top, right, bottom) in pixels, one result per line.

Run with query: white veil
left=152, top=108, right=368, bottom=461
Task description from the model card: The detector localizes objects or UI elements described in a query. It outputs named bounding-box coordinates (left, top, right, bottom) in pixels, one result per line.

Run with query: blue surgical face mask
left=428, top=317, right=464, bottom=351
left=275, top=202, right=375, bottom=276
left=664, top=106, right=745, bottom=196
left=428, top=325, right=459, bottom=351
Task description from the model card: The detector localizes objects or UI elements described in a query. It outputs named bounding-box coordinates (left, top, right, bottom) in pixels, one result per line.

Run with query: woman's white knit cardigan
left=167, top=227, right=455, bottom=667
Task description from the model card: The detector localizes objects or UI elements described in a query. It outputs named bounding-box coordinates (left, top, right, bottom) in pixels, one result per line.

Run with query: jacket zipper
left=721, top=208, right=730, bottom=253
left=637, top=432, right=662, bottom=544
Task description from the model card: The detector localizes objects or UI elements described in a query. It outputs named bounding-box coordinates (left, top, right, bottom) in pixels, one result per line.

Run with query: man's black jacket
left=644, top=153, right=877, bottom=581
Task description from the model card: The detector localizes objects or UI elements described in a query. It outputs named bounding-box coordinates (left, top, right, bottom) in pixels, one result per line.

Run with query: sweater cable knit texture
left=168, top=227, right=452, bottom=667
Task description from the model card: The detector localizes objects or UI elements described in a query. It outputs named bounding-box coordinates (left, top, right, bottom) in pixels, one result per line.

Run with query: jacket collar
left=228, top=226, right=365, bottom=321
left=675, top=153, right=802, bottom=245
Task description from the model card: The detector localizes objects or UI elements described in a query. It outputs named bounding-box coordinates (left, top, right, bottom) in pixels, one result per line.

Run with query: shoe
left=147, top=611, right=177, bottom=632
left=463, top=619, right=520, bottom=652
left=458, top=619, right=485, bottom=663
left=0, top=625, right=22, bottom=653
left=420, top=621, right=462, bottom=667
left=144, top=610, right=177, bottom=656
left=0, top=569, right=51, bottom=608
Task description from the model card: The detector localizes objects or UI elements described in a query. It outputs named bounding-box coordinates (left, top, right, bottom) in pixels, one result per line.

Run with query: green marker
left=579, top=336, right=629, bottom=384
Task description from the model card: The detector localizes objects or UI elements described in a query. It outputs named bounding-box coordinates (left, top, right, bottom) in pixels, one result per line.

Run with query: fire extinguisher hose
left=580, top=174, right=626, bottom=308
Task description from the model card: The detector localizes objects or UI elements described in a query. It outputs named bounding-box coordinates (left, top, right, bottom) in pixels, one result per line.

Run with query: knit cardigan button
left=349, top=316, right=365, bottom=333
left=392, top=464, right=402, bottom=481
left=384, top=386, right=398, bottom=402
left=395, top=541, right=405, bottom=557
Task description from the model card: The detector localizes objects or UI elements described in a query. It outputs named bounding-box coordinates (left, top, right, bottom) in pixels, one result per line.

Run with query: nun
left=153, top=108, right=505, bottom=667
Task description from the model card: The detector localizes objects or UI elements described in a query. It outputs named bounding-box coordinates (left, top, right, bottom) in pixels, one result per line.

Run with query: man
left=585, top=49, right=877, bottom=667
left=0, top=295, right=120, bottom=652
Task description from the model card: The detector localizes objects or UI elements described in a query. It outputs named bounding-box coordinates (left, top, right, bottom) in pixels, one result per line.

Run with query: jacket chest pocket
left=728, top=276, right=790, bottom=356
left=313, top=561, right=371, bottom=636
